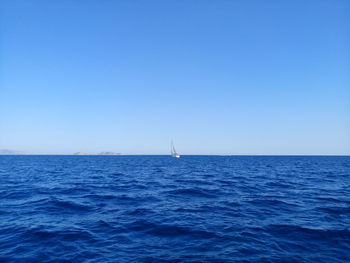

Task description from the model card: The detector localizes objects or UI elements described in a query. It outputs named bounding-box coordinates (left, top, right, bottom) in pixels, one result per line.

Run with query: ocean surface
left=0, top=155, right=349, bottom=263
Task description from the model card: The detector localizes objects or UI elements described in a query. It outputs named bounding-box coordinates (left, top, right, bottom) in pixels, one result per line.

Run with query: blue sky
left=1, top=0, right=349, bottom=155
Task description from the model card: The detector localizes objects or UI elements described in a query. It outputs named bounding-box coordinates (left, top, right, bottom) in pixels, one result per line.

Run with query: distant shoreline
left=0, top=154, right=349, bottom=157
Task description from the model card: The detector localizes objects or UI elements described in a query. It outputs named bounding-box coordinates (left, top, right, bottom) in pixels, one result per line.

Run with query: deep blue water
left=0, top=155, right=349, bottom=263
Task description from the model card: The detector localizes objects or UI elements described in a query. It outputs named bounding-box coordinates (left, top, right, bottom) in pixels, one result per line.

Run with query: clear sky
left=1, top=0, right=349, bottom=155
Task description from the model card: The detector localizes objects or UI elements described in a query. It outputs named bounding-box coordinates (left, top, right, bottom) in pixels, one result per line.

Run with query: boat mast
left=170, top=140, right=180, bottom=158
left=171, top=140, right=176, bottom=155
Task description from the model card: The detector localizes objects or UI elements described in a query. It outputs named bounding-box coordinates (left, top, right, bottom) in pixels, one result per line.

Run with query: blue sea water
left=0, top=155, right=349, bottom=263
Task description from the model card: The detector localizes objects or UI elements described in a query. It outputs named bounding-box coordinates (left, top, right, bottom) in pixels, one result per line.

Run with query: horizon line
left=0, top=154, right=349, bottom=157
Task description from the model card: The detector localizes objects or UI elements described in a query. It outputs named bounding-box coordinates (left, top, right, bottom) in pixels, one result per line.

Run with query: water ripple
left=0, top=155, right=349, bottom=262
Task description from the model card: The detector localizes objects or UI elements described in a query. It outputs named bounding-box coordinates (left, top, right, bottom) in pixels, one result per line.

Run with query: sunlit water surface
left=0, top=155, right=349, bottom=262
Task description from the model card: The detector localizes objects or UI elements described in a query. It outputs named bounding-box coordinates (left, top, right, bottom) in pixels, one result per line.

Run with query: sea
left=0, top=155, right=349, bottom=263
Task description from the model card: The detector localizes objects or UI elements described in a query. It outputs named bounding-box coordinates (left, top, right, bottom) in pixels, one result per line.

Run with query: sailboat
left=171, top=141, right=180, bottom=158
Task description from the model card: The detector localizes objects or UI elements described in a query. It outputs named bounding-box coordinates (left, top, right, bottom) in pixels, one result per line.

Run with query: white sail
left=171, top=141, right=180, bottom=158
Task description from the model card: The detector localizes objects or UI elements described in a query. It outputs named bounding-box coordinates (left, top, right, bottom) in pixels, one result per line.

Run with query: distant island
left=0, top=149, right=121, bottom=155
left=99, top=152, right=121, bottom=155
left=74, top=152, right=121, bottom=155
left=0, top=149, right=28, bottom=155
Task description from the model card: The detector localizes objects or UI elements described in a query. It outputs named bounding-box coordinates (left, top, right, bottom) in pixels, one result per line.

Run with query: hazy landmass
left=74, top=152, right=90, bottom=155
left=98, top=152, right=121, bottom=155
left=0, top=149, right=121, bottom=155
left=0, top=149, right=28, bottom=155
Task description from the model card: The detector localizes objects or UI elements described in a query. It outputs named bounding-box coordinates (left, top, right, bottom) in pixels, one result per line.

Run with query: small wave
left=125, top=219, right=219, bottom=239
left=265, top=224, right=350, bottom=240
left=147, top=224, right=218, bottom=239
left=82, top=193, right=119, bottom=201
left=317, top=206, right=350, bottom=215
left=0, top=190, right=33, bottom=200
left=163, top=188, right=217, bottom=198
left=246, top=199, right=298, bottom=208
left=39, top=186, right=90, bottom=196
left=110, top=172, right=124, bottom=176
left=126, top=208, right=153, bottom=216
left=45, top=197, right=93, bottom=213
left=315, top=196, right=349, bottom=203
left=21, top=226, right=96, bottom=244
left=173, top=207, right=202, bottom=213
left=126, top=219, right=157, bottom=232
left=265, top=181, right=292, bottom=188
